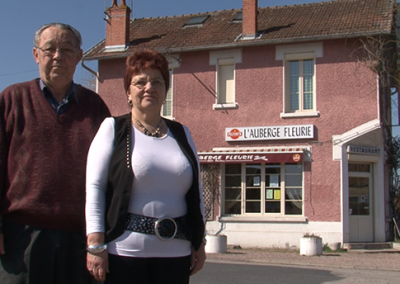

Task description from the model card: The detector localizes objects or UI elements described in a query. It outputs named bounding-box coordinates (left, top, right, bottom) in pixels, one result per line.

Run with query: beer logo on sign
left=227, top=129, right=242, bottom=140
left=292, top=154, right=301, bottom=162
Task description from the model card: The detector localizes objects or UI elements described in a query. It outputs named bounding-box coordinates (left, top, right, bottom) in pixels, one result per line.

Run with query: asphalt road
left=190, top=262, right=400, bottom=284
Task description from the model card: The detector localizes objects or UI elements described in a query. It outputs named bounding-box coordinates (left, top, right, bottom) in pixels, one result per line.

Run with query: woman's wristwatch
left=86, top=244, right=108, bottom=254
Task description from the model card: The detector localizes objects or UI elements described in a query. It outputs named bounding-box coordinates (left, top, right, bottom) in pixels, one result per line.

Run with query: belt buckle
left=155, top=217, right=177, bottom=241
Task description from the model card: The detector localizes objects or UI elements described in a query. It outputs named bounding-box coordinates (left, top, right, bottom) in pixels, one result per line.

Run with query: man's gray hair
left=34, top=23, right=82, bottom=48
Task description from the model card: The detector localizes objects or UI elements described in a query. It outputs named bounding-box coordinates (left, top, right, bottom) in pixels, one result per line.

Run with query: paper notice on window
left=270, top=175, right=279, bottom=187
left=274, top=189, right=281, bottom=200
left=266, top=189, right=273, bottom=200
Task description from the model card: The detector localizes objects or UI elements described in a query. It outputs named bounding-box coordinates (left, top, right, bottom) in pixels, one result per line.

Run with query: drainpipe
left=81, top=60, right=98, bottom=78
left=80, top=59, right=99, bottom=93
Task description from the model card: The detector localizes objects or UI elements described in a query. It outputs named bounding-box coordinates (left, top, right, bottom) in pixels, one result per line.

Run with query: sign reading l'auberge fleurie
left=225, top=124, right=314, bottom=141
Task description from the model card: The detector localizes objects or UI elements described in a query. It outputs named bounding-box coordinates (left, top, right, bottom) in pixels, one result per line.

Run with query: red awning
left=198, top=148, right=304, bottom=164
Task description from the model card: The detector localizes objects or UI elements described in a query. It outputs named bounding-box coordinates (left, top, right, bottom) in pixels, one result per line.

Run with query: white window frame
left=222, top=162, right=304, bottom=217
left=217, top=58, right=235, bottom=105
left=162, top=69, right=173, bottom=118
left=276, top=43, right=323, bottom=118
left=162, top=55, right=180, bottom=119
left=210, top=49, right=242, bottom=110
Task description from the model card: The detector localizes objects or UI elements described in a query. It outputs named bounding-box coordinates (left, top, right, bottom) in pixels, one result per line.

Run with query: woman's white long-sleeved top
left=86, top=117, right=205, bottom=258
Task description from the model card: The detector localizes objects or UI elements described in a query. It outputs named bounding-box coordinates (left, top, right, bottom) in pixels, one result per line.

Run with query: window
left=265, top=164, right=281, bottom=213
left=284, top=164, right=303, bottom=215
left=287, top=59, right=314, bottom=112
left=276, top=42, right=322, bottom=118
left=163, top=54, right=180, bottom=118
left=210, top=49, right=242, bottom=110
left=217, top=58, right=235, bottom=105
left=348, top=163, right=371, bottom=216
left=232, top=12, right=242, bottom=23
left=225, top=164, right=242, bottom=214
left=183, top=15, right=209, bottom=27
left=223, top=163, right=303, bottom=216
left=162, top=69, right=173, bottom=118
left=348, top=163, right=370, bottom=172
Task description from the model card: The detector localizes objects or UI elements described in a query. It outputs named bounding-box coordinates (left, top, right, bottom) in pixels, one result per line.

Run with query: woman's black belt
left=124, top=213, right=192, bottom=241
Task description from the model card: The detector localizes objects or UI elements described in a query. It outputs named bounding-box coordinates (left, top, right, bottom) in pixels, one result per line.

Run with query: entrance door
left=348, top=164, right=373, bottom=242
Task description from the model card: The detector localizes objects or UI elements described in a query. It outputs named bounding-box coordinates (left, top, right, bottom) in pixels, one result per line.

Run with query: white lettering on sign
left=226, top=155, right=253, bottom=161
left=225, top=125, right=314, bottom=141
left=198, top=153, right=303, bottom=164
left=198, top=155, right=224, bottom=163
left=347, top=145, right=380, bottom=155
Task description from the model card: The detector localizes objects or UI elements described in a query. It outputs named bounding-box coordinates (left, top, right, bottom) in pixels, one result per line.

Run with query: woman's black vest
left=104, top=113, right=205, bottom=250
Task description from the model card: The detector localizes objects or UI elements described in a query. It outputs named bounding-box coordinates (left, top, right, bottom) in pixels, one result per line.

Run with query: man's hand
left=0, top=233, right=4, bottom=255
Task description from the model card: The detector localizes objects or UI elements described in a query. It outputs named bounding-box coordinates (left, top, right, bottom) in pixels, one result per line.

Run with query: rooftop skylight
left=232, top=12, right=242, bottom=23
left=184, top=15, right=209, bottom=27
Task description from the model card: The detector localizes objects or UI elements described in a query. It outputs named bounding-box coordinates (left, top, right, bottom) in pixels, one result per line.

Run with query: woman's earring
left=128, top=99, right=133, bottom=106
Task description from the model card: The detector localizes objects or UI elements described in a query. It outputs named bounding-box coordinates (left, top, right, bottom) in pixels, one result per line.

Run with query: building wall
left=206, top=220, right=343, bottom=248
left=173, top=39, right=378, bottom=150
left=98, top=58, right=129, bottom=116
left=169, top=39, right=378, bottom=226
left=96, top=38, right=382, bottom=247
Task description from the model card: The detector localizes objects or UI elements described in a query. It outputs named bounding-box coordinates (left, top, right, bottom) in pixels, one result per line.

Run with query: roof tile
left=84, top=0, right=396, bottom=59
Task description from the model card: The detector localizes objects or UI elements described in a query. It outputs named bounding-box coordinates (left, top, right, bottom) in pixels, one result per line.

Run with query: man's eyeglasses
left=36, top=46, right=79, bottom=57
left=131, top=78, right=165, bottom=89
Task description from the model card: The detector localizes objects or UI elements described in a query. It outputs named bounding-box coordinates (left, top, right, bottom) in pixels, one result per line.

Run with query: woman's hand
left=87, top=232, right=108, bottom=282
left=190, top=243, right=206, bottom=276
left=87, top=250, right=109, bottom=282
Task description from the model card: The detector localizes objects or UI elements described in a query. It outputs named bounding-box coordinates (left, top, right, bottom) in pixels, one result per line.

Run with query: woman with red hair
left=85, top=50, right=206, bottom=283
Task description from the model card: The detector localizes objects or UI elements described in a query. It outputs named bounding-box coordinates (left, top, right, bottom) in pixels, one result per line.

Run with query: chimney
left=242, top=0, right=258, bottom=39
left=105, top=0, right=131, bottom=49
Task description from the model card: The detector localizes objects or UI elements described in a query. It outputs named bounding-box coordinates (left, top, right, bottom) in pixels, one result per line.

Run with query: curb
left=205, top=249, right=400, bottom=272
left=206, top=257, right=400, bottom=272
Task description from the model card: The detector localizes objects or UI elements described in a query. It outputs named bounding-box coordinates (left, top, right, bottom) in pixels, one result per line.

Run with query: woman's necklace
left=134, top=118, right=162, bottom=137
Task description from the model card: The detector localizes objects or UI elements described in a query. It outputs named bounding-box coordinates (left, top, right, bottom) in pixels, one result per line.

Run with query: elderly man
left=0, top=23, right=110, bottom=283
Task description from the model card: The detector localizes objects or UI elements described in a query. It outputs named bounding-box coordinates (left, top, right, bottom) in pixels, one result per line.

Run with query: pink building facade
left=83, top=0, right=397, bottom=248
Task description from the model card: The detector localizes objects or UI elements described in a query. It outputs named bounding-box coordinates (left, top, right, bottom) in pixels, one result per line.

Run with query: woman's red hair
left=124, top=50, right=170, bottom=93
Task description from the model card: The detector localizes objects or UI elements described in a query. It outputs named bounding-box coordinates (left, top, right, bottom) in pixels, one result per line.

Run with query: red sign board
left=198, top=153, right=303, bottom=164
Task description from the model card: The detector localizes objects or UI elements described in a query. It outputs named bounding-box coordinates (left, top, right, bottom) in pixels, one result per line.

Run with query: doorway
left=348, top=163, right=373, bottom=242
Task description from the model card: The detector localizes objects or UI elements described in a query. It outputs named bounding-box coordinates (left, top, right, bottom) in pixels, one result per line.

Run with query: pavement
left=205, top=246, right=400, bottom=272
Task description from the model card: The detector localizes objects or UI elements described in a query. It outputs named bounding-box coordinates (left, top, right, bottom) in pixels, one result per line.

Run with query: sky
left=1, top=0, right=399, bottom=134
left=0, top=0, right=330, bottom=93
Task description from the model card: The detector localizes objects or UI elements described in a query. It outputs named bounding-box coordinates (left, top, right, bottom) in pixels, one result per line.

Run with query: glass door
left=348, top=163, right=373, bottom=242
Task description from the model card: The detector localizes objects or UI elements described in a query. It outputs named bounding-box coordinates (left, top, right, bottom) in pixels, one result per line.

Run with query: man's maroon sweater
left=0, top=79, right=110, bottom=232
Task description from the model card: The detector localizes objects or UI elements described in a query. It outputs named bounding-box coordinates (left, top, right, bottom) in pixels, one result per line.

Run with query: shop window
left=224, top=164, right=242, bottom=214
left=223, top=163, right=303, bottom=216
left=246, top=164, right=262, bottom=213
left=265, top=164, right=281, bottom=213
left=284, top=164, right=303, bottom=215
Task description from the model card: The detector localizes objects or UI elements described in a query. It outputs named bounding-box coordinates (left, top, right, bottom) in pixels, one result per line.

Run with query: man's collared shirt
left=39, top=79, right=79, bottom=115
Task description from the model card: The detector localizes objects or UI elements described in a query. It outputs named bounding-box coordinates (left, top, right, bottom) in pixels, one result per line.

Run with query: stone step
left=343, top=242, right=393, bottom=250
